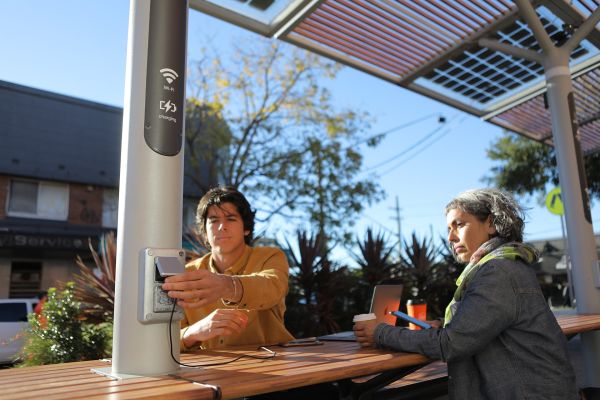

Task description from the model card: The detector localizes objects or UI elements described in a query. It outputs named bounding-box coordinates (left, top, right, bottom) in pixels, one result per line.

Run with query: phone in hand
left=390, top=310, right=432, bottom=329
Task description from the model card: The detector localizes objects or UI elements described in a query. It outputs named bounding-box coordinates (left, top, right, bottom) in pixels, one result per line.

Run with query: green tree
left=485, top=132, right=600, bottom=200
left=186, top=39, right=384, bottom=243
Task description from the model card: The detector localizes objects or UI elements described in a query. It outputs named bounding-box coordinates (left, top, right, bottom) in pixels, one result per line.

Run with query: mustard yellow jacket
left=180, top=245, right=294, bottom=350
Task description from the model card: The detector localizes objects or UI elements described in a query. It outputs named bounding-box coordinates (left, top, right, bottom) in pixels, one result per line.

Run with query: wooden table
left=2, top=314, right=598, bottom=400
left=0, top=341, right=429, bottom=400
left=555, top=313, right=600, bottom=337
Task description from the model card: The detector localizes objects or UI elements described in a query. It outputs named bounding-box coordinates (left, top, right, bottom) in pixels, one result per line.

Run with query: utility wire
left=378, top=115, right=466, bottom=177
left=353, top=113, right=442, bottom=146
left=363, top=114, right=459, bottom=173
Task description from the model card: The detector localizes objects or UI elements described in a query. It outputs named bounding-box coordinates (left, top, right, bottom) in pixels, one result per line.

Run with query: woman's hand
left=426, top=319, right=443, bottom=329
left=353, top=319, right=379, bottom=347
left=182, top=309, right=249, bottom=348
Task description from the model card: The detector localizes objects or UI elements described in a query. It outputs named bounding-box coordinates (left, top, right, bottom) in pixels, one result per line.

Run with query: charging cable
left=167, top=301, right=277, bottom=368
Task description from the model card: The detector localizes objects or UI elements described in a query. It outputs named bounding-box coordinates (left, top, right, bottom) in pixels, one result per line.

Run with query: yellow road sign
left=546, top=188, right=564, bottom=216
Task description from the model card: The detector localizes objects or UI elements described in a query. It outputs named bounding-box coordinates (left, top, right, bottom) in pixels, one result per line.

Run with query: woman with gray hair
left=354, top=188, right=577, bottom=400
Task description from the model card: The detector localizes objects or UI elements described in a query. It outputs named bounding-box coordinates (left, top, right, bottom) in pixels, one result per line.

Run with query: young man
left=163, top=186, right=294, bottom=350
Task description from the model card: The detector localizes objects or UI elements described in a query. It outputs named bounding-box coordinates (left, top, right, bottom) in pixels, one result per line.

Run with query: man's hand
left=182, top=309, right=249, bottom=348
left=162, top=269, right=234, bottom=308
left=353, top=319, right=379, bottom=347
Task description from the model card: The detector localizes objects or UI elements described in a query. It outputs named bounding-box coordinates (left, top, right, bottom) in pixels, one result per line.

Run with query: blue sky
left=2, top=1, right=598, bottom=262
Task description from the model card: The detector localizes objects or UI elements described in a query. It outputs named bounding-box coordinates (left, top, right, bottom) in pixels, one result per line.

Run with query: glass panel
left=0, top=303, right=28, bottom=322
left=38, top=182, right=69, bottom=220
left=102, top=188, right=119, bottom=228
left=7, top=181, right=38, bottom=214
left=206, top=0, right=300, bottom=26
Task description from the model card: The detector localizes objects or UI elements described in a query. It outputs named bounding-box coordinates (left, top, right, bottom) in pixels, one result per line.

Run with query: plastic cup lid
left=353, top=313, right=376, bottom=322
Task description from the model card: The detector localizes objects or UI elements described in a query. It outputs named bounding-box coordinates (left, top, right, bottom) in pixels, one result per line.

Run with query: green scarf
left=444, top=237, right=539, bottom=326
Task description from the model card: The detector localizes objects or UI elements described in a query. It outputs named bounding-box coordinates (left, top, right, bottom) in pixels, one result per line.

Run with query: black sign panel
left=0, top=233, right=94, bottom=250
left=143, top=0, right=187, bottom=156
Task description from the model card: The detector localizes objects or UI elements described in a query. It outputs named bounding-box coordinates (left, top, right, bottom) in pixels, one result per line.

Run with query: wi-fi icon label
left=160, top=68, right=178, bottom=84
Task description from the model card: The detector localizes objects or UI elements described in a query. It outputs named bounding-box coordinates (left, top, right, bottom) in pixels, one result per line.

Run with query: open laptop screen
left=318, top=284, right=403, bottom=341
left=369, top=284, right=403, bottom=326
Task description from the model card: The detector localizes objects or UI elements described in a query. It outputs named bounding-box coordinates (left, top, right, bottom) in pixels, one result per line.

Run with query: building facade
left=0, top=80, right=206, bottom=298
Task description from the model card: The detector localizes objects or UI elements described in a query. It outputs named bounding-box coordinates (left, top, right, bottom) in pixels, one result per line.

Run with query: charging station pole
left=105, top=0, right=188, bottom=377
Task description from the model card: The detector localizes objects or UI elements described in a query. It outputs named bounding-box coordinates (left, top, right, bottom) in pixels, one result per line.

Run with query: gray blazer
left=374, top=258, right=578, bottom=399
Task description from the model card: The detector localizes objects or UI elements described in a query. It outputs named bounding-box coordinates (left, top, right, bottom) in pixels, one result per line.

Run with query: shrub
left=19, top=283, right=112, bottom=366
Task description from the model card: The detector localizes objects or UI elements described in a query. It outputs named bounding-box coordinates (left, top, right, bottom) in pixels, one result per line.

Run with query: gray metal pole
left=543, top=48, right=600, bottom=388
left=481, top=0, right=600, bottom=387
left=110, top=0, right=188, bottom=377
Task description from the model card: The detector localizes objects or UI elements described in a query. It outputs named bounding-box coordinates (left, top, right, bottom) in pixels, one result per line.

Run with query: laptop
left=318, top=284, right=403, bottom=341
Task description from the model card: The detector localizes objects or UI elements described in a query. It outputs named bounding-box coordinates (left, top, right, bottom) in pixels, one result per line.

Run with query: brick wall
left=0, top=174, right=8, bottom=219
left=68, top=184, right=103, bottom=225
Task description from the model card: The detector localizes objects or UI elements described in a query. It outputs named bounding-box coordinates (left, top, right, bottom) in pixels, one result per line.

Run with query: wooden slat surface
left=0, top=341, right=428, bottom=400
left=556, top=313, right=600, bottom=336
left=1, top=314, right=598, bottom=400
left=383, top=313, right=600, bottom=389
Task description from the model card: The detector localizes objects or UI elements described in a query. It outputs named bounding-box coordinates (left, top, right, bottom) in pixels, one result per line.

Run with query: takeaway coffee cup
left=406, top=299, right=427, bottom=330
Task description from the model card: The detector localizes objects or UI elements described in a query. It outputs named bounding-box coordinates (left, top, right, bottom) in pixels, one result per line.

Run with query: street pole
left=560, top=213, right=575, bottom=307
left=391, top=196, right=402, bottom=257
left=108, top=0, right=188, bottom=377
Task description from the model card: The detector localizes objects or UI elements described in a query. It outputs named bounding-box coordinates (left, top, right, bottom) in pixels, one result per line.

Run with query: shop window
left=7, top=179, right=69, bottom=220
left=102, top=188, right=119, bottom=228
left=9, top=261, right=42, bottom=298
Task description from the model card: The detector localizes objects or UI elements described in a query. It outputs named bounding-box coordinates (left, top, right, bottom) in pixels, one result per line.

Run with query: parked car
left=0, top=298, right=37, bottom=364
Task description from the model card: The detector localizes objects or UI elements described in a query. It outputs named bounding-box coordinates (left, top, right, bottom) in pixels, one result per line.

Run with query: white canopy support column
left=100, top=0, right=189, bottom=378
left=480, top=0, right=600, bottom=387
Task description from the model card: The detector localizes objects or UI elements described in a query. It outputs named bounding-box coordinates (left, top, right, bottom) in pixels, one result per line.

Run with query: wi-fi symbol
left=160, top=68, right=178, bottom=84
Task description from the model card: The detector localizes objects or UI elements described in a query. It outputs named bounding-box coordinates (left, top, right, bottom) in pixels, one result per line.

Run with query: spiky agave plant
left=348, top=228, right=399, bottom=320
left=59, top=232, right=117, bottom=323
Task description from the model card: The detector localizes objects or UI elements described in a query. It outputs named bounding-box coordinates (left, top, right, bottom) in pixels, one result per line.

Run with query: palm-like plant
left=352, top=228, right=398, bottom=284
left=285, top=230, right=324, bottom=309
left=350, top=228, right=398, bottom=316
left=284, top=230, right=350, bottom=336
left=314, top=258, right=349, bottom=334
left=397, top=232, right=446, bottom=317
left=59, top=232, right=117, bottom=323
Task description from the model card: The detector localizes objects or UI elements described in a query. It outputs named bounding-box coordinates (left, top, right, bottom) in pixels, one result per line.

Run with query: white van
left=0, top=298, right=37, bottom=364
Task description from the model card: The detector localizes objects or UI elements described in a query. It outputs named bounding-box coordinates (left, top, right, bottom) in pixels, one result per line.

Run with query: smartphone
left=390, top=310, right=432, bottom=330
left=278, top=337, right=324, bottom=347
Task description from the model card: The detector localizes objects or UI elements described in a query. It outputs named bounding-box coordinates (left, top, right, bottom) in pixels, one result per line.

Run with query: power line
left=354, top=113, right=442, bottom=146
left=378, top=116, right=465, bottom=177
left=364, top=114, right=462, bottom=175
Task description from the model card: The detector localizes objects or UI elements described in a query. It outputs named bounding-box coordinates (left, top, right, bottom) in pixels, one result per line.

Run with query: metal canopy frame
left=191, top=0, right=600, bottom=153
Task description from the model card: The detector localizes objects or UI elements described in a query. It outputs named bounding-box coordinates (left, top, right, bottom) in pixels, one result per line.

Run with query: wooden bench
left=371, top=313, right=600, bottom=399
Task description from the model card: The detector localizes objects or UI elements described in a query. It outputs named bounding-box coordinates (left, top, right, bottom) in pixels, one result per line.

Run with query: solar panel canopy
left=190, top=0, right=600, bottom=153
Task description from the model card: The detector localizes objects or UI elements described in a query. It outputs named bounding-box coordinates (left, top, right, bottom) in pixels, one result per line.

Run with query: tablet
left=390, top=310, right=432, bottom=329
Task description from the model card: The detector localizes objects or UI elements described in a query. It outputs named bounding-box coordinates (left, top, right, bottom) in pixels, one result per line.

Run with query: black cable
left=167, top=300, right=277, bottom=368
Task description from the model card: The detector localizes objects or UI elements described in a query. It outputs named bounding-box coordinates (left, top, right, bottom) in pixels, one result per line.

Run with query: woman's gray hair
left=445, top=188, right=525, bottom=242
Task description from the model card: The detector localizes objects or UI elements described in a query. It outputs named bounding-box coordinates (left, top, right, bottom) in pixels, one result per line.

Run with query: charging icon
left=159, top=100, right=177, bottom=113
